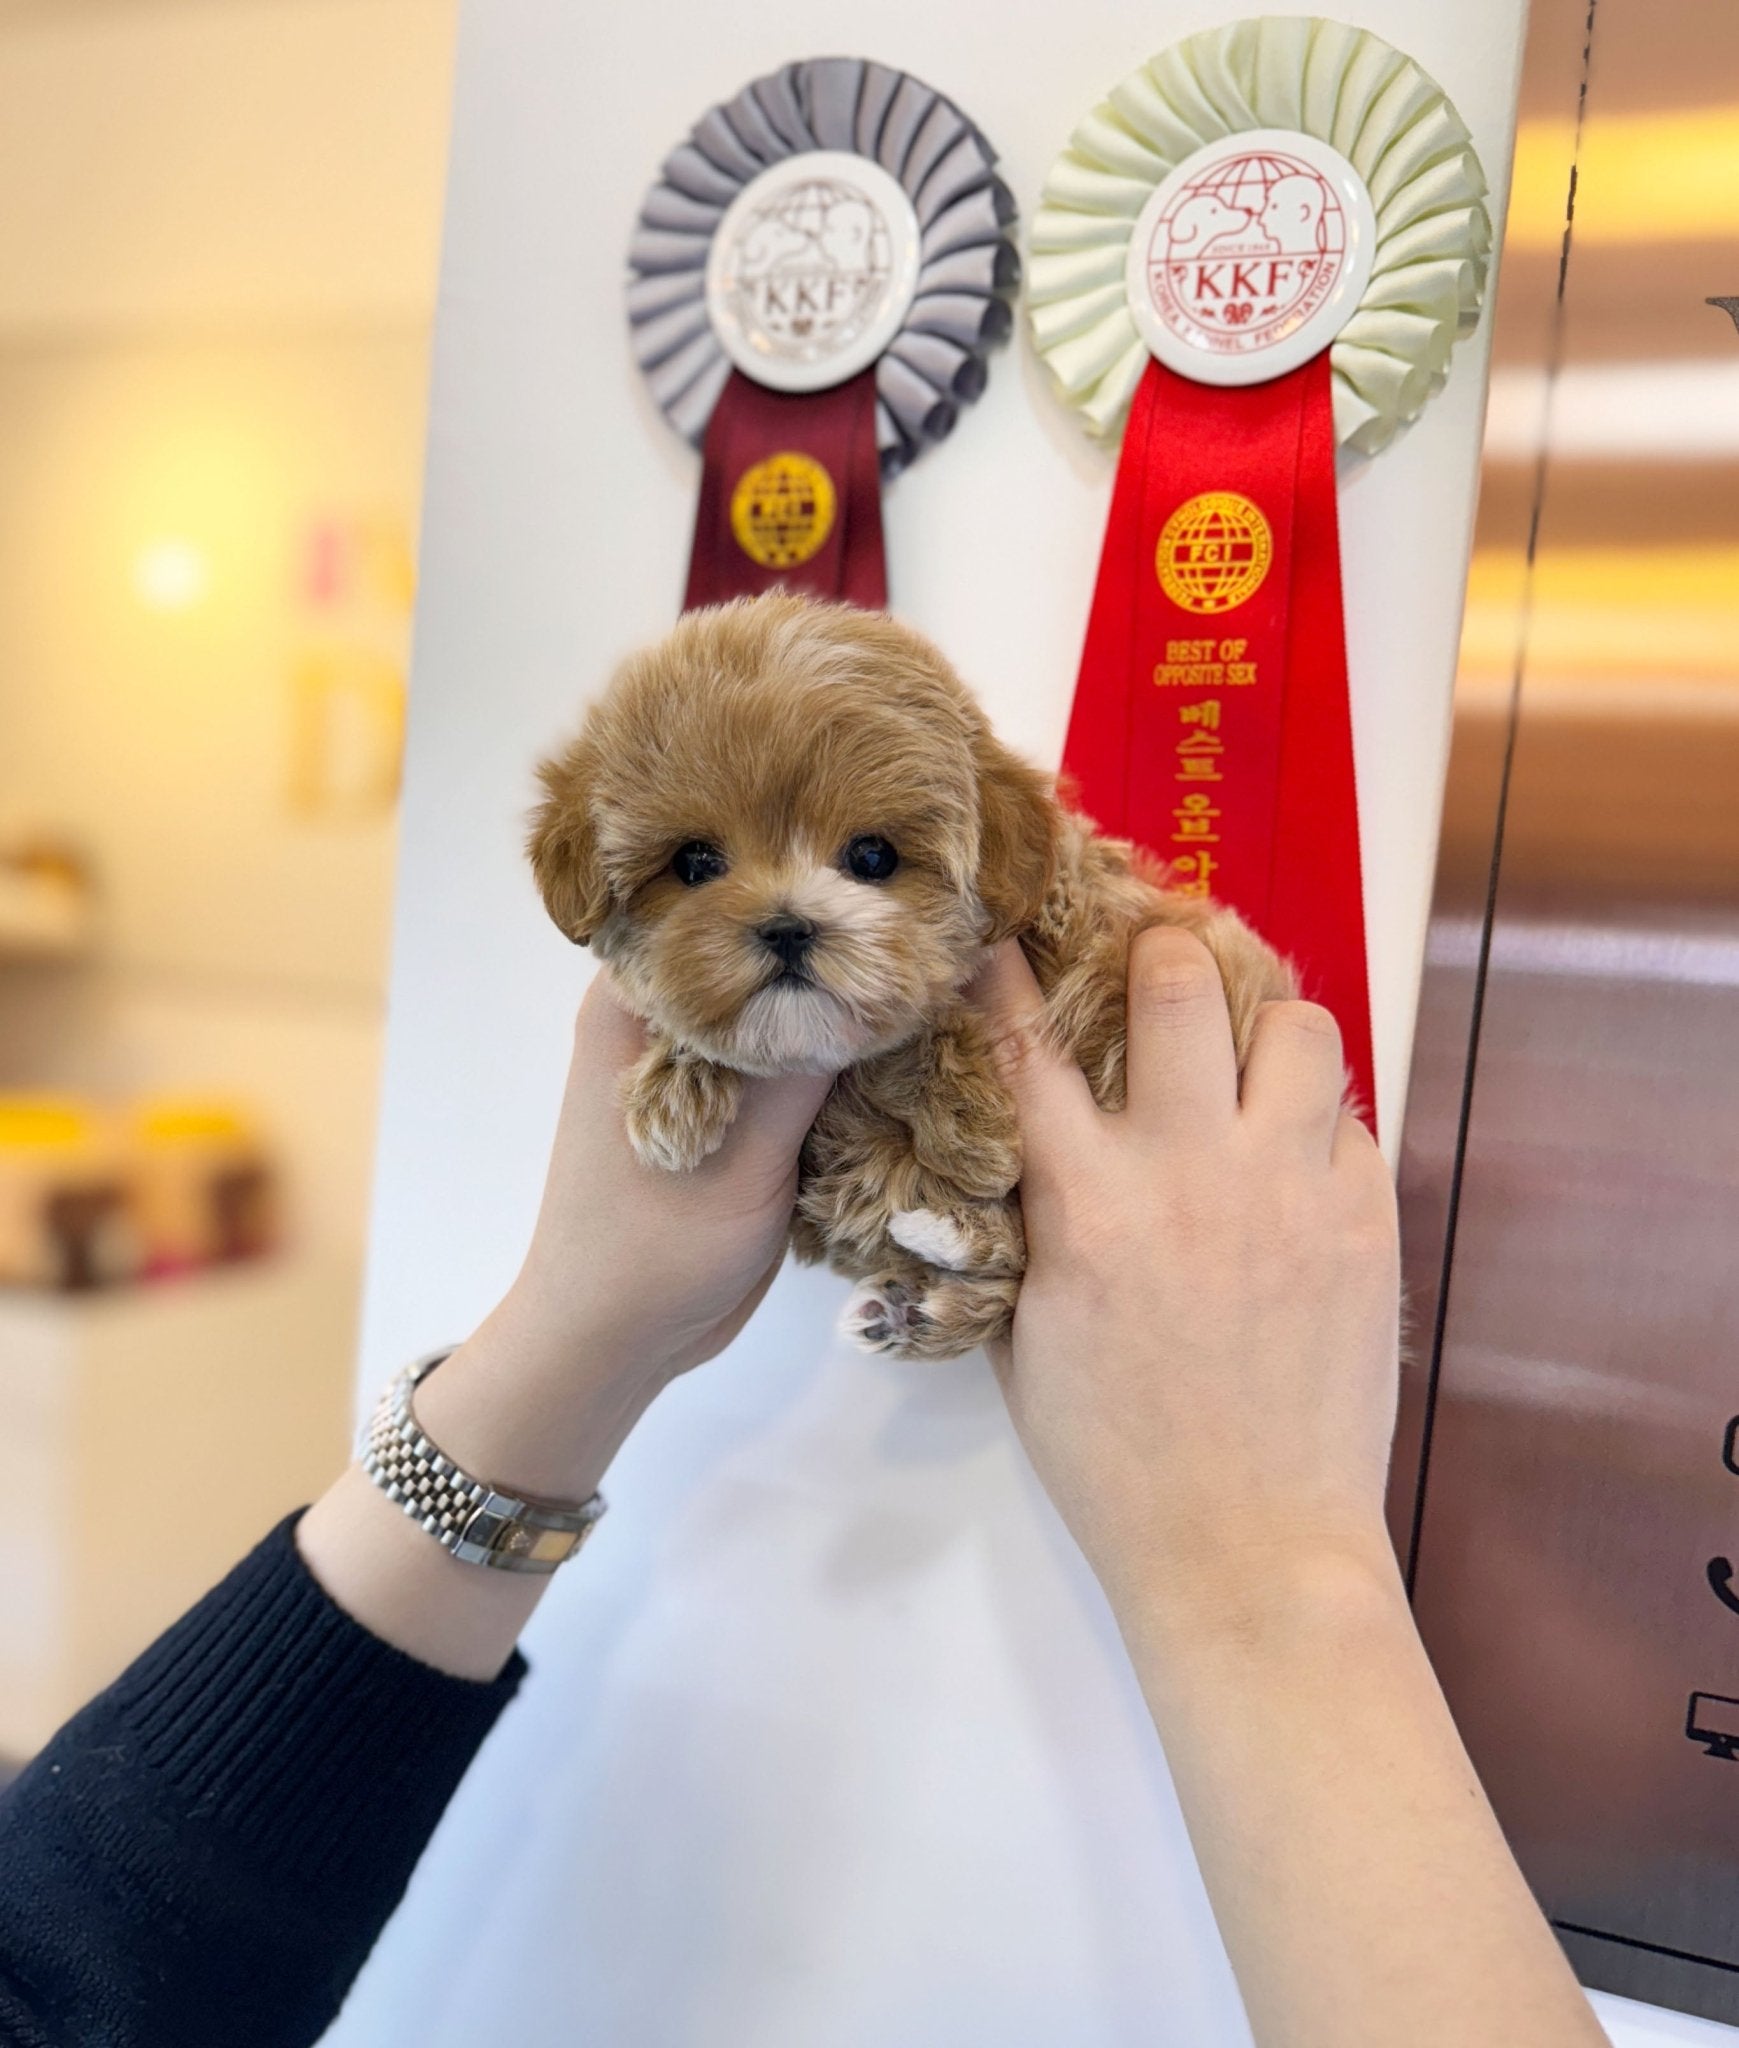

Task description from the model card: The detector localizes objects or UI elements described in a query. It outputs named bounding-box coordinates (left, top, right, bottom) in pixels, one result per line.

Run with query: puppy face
left=530, top=595, right=1054, bottom=1076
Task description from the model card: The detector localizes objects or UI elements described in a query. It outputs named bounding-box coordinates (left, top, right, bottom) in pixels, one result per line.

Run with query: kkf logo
left=723, top=176, right=897, bottom=366
left=1140, top=147, right=1349, bottom=358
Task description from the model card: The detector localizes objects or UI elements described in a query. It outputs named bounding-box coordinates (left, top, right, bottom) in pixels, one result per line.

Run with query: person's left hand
left=413, top=971, right=833, bottom=1503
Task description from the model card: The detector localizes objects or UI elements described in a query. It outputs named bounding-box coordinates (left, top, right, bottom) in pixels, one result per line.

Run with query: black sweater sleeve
left=0, top=1514, right=525, bottom=2048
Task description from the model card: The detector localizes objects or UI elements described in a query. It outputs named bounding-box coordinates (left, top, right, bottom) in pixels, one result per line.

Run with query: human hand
left=972, top=929, right=1401, bottom=1635
left=413, top=972, right=832, bottom=1504
left=300, top=972, right=828, bottom=1680
left=966, top=936, right=1606, bottom=2048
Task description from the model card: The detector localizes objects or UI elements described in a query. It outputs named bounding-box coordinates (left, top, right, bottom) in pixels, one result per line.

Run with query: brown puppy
left=530, top=592, right=1293, bottom=1360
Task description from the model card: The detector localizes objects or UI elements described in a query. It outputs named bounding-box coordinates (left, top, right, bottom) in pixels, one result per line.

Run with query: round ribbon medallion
left=1126, top=131, right=1376, bottom=388
left=706, top=152, right=922, bottom=395
left=729, top=451, right=836, bottom=567
left=1155, top=492, right=1272, bottom=614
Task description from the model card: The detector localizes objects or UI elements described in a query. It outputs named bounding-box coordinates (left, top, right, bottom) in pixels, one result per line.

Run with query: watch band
left=360, top=1349, right=606, bottom=1574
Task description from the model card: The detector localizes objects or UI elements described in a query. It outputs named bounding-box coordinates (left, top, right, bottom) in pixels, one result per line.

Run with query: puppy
left=530, top=593, right=1293, bottom=1360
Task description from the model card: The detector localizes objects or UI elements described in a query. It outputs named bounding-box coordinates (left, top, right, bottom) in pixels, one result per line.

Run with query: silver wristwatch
left=360, top=1349, right=607, bottom=1574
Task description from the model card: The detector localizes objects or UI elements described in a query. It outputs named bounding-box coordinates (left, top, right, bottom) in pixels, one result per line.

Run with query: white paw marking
left=889, top=1207, right=973, bottom=1270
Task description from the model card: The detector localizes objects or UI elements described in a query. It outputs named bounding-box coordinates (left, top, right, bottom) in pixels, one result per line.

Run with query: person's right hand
left=970, top=928, right=1402, bottom=1634
left=969, top=934, right=1609, bottom=2048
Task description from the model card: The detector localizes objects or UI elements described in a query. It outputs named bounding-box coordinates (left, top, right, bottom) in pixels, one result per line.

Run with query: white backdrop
left=326, top=2, right=1724, bottom=2042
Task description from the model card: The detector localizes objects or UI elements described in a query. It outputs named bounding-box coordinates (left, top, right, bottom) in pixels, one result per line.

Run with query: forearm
left=297, top=1286, right=662, bottom=1682
left=1119, top=1538, right=1607, bottom=2048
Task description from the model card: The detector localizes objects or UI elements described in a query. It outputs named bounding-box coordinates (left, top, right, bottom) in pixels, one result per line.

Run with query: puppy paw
left=841, top=1268, right=1020, bottom=1361
left=842, top=1274, right=928, bottom=1354
left=905, top=1271, right=1020, bottom=1359
left=889, top=1201, right=1025, bottom=1277
left=621, top=1044, right=742, bottom=1173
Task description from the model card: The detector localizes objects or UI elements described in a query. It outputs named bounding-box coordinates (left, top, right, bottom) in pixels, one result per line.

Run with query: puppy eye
left=842, top=835, right=899, bottom=882
left=672, top=841, right=728, bottom=887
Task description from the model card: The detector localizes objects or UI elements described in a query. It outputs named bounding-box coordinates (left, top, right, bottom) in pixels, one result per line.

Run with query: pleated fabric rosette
left=629, top=58, right=1020, bottom=610
left=1032, top=18, right=1493, bottom=1129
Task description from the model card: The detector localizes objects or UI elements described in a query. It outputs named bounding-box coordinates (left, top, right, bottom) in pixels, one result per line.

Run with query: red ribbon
left=684, top=368, right=886, bottom=611
left=1061, top=353, right=1376, bottom=1127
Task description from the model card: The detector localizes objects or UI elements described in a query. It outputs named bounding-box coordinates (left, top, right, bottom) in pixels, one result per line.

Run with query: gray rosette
left=628, top=58, right=1020, bottom=477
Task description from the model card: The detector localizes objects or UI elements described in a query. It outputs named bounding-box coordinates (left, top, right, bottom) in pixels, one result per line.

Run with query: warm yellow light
left=1508, top=106, right=1739, bottom=249
left=132, top=538, right=211, bottom=612
left=1459, top=544, right=1739, bottom=691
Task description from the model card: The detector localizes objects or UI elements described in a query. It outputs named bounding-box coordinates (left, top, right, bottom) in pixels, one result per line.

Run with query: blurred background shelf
left=0, top=1255, right=358, bottom=1762
left=0, top=867, right=92, bottom=961
left=0, top=0, right=444, bottom=1770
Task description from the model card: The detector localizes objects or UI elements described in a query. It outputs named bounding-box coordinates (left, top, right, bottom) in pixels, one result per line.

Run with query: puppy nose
left=757, top=912, right=818, bottom=967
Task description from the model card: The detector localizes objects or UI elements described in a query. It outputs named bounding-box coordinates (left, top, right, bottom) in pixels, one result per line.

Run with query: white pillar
left=330, top=5, right=1558, bottom=2043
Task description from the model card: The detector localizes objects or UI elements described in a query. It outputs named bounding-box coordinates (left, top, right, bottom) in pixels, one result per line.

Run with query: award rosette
left=1031, top=19, right=1491, bottom=1126
left=629, top=59, right=1019, bottom=611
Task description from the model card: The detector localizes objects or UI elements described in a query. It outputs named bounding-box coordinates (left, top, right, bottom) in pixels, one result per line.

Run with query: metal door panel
left=1392, top=0, right=1739, bottom=2020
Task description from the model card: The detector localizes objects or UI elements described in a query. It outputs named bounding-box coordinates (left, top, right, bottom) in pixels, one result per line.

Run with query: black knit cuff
left=108, top=1512, right=526, bottom=1893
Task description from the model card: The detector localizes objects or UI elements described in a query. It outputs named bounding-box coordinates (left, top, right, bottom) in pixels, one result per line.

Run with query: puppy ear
left=528, top=740, right=609, bottom=944
left=974, top=732, right=1056, bottom=943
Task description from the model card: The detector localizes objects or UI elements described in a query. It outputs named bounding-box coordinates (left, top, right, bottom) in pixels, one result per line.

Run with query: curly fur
left=530, top=592, right=1294, bottom=1360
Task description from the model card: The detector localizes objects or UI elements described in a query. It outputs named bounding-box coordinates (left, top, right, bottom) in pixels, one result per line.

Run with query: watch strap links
left=360, top=1349, right=606, bottom=1574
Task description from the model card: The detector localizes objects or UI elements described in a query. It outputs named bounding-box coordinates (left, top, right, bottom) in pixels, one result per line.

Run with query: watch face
left=705, top=150, right=922, bottom=394
left=1124, top=129, right=1377, bottom=387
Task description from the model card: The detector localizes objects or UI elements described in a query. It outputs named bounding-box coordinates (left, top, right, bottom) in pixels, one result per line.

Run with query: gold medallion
left=729, top=452, right=836, bottom=569
left=1156, top=491, right=1273, bottom=614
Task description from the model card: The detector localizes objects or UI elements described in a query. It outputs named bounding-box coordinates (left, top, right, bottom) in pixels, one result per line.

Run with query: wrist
left=300, top=1463, right=547, bottom=1681
left=410, top=1289, right=666, bottom=1505
left=1109, top=1517, right=1407, bottom=1673
left=496, top=1251, right=677, bottom=1383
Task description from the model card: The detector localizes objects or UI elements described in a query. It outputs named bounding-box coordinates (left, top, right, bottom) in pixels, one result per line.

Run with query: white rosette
left=1029, top=17, right=1491, bottom=455
left=629, top=58, right=1020, bottom=478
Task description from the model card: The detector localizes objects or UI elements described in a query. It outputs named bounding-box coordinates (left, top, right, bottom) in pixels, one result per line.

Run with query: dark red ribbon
left=1061, top=352, right=1376, bottom=1128
left=684, top=368, right=886, bottom=611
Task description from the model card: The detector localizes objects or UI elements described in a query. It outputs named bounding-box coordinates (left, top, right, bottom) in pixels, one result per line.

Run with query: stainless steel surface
left=1390, top=0, right=1739, bottom=2022
left=361, top=1349, right=607, bottom=1573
